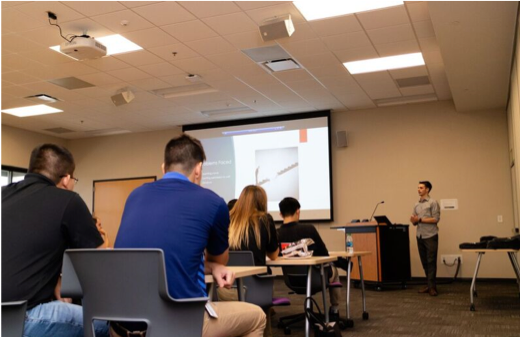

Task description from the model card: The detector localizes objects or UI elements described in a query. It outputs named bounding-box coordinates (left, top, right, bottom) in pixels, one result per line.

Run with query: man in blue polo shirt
left=114, top=134, right=265, bottom=337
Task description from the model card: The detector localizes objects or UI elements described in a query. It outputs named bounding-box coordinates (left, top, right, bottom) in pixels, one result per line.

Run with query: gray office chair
left=1, top=301, right=27, bottom=337
left=227, top=251, right=290, bottom=311
left=61, top=249, right=208, bottom=337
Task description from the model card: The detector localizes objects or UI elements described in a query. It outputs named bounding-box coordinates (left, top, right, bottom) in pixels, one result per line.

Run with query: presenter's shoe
left=429, top=287, right=438, bottom=296
left=418, top=286, right=429, bottom=294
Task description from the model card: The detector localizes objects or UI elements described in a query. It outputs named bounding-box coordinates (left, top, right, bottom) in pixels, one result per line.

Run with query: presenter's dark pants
left=417, top=234, right=438, bottom=289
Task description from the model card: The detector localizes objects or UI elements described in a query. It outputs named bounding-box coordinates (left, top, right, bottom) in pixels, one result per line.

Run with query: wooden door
left=93, top=177, right=155, bottom=248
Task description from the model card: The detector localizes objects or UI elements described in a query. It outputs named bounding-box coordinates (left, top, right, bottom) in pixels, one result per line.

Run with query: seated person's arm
left=266, top=214, right=280, bottom=260
left=267, top=247, right=280, bottom=261
left=206, top=249, right=235, bottom=289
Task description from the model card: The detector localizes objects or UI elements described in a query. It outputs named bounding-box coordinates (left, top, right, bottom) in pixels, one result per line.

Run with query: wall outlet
left=497, top=215, right=503, bottom=223
left=441, top=254, right=462, bottom=265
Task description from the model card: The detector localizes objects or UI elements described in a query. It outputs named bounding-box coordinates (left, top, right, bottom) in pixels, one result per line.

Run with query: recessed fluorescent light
left=1, top=104, right=62, bottom=117
left=375, top=94, right=438, bottom=107
left=50, top=34, right=142, bottom=59
left=25, top=94, right=60, bottom=103
left=344, top=53, right=425, bottom=75
left=293, top=1, right=404, bottom=21
left=153, top=83, right=218, bottom=99
left=201, top=107, right=257, bottom=118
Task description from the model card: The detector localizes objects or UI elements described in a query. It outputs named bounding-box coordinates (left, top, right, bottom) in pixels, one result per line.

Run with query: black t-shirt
left=2, top=173, right=104, bottom=309
left=234, top=214, right=279, bottom=266
left=277, top=221, right=329, bottom=256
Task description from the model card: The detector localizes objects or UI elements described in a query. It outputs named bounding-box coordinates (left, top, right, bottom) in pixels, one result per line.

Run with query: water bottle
left=346, top=233, right=354, bottom=254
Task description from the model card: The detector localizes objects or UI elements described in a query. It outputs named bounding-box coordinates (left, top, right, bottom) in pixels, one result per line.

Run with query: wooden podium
left=331, top=219, right=411, bottom=288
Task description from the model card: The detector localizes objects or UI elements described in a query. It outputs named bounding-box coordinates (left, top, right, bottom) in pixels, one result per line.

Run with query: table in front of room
left=461, top=249, right=520, bottom=311
left=329, top=251, right=371, bottom=326
left=267, top=256, right=338, bottom=337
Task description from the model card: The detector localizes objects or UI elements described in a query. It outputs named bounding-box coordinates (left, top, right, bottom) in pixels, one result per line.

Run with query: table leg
left=208, top=283, right=215, bottom=302
left=358, top=256, right=369, bottom=320
left=305, top=265, right=312, bottom=337
left=321, top=264, right=329, bottom=323
left=346, top=257, right=351, bottom=319
left=237, top=278, right=245, bottom=302
left=470, top=252, right=483, bottom=311
left=507, top=252, right=520, bottom=295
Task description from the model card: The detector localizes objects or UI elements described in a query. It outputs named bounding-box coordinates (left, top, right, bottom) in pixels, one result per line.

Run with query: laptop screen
left=374, top=215, right=393, bottom=226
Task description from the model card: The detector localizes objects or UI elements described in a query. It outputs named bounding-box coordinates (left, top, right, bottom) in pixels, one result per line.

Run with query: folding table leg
left=470, top=252, right=483, bottom=311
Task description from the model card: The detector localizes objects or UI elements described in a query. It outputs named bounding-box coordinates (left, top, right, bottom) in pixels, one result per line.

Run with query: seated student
left=114, top=134, right=265, bottom=337
left=93, top=216, right=110, bottom=248
left=2, top=144, right=108, bottom=337
left=277, top=197, right=342, bottom=319
left=227, top=198, right=238, bottom=211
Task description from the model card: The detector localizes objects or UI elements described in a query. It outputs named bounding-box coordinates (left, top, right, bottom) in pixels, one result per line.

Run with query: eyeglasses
left=61, top=175, right=79, bottom=183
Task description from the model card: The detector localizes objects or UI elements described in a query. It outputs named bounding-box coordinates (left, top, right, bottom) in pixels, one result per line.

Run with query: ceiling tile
left=128, top=77, right=171, bottom=91
left=62, top=1, right=126, bottom=17
left=55, top=18, right=116, bottom=40
left=356, top=5, right=409, bottom=30
left=367, top=24, right=415, bottom=45
left=273, top=69, right=316, bottom=83
left=132, top=2, right=195, bottom=26
left=82, top=57, right=132, bottom=71
left=412, top=20, right=435, bottom=38
left=16, top=2, right=85, bottom=25
left=159, top=73, right=192, bottom=87
left=91, top=10, right=154, bottom=33
left=2, top=34, right=46, bottom=53
left=1, top=2, right=33, bottom=9
left=52, top=62, right=99, bottom=77
left=406, top=2, right=431, bottom=22
left=119, top=2, right=162, bottom=9
left=106, top=68, right=153, bottom=82
left=206, top=52, right=255, bottom=70
left=282, top=23, right=318, bottom=42
left=374, top=39, right=420, bottom=57
left=203, top=12, right=258, bottom=36
left=161, top=20, right=218, bottom=43
left=422, top=50, right=443, bottom=65
left=2, top=71, right=40, bottom=85
left=224, top=30, right=272, bottom=50
left=307, top=64, right=351, bottom=78
left=427, top=63, right=451, bottom=100
left=199, top=68, right=234, bottom=83
left=138, top=62, right=184, bottom=77
left=281, top=39, right=329, bottom=58
left=186, top=37, right=237, bottom=56
left=149, top=43, right=200, bottom=61
left=333, top=46, right=379, bottom=63
left=121, top=28, right=179, bottom=49
left=353, top=72, right=401, bottom=99
left=1, top=8, right=45, bottom=32
left=2, top=54, right=43, bottom=70
left=245, top=3, right=305, bottom=25
left=170, top=57, right=218, bottom=73
left=296, top=52, right=340, bottom=70
left=113, top=50, right=164, bottom=67
left=178, top=1, right=242, bottom=18
left=235, top=2, right=289, bottom=11
left=389, top=65, right=428, bottom=79
left=321, top=31, right=372, bottom=51
left=77, top=72, right=124, bottom=86
left=21, top=48, right=75, bottom=66
left=307, top=15, right=362, bottom=37
left=399, top=84, right=435, bottom=96
left=19, top=26, right=72, bottom=47
left=418, top=37, right=440, bottom=52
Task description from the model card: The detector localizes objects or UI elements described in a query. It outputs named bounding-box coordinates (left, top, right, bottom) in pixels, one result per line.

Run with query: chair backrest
left=228, top=251, right=274, bottom=310
left=282, top=265, right=327, bottom=295
left=1, top=301, right=27, bottom=337
left=62, top=249, right=207, bottom=337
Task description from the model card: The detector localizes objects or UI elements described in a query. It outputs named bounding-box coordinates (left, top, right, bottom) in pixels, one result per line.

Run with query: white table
left=267, top=256, right=338, bottom=337
left=205, top=266, right=267, bottom=301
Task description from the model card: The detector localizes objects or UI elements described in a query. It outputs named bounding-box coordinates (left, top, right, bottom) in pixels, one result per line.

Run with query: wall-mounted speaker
left=111, top=90, right=135, bottom=106
left=259, top=15, right=295, bottom=42
left=336, top=131, right=348, bottom=148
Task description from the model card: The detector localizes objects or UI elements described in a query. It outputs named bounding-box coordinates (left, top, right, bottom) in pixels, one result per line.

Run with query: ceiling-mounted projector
left=60, top=36, right=107, bottom=60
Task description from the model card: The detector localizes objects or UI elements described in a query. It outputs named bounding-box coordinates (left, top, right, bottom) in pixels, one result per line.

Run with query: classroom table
left=205, top=266, right=267, bottom=301
left=267, top=256, right=338, bottom=337
left=461, top=249, right=520, bottom=311
left=329, top=251, right=371, bottom=326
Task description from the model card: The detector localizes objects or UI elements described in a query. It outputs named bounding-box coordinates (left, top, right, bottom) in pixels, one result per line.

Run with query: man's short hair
left=419, top=180, right=432, bottom=192
left=279, top=197, right=301, bottom=218
left=227, top=199, right=237, bottom=211
left=164, top=134, right=206, bottom=174
left=28, top=144, right=75, bottom=184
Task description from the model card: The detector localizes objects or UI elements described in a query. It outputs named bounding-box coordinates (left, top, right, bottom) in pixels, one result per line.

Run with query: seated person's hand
left=212, top=264, right=235, bottom=289
left=54, top=276, right=72, bottom=303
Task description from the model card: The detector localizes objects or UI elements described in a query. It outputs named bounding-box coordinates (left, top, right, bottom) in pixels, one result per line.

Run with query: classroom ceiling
left=1, top=1, right=517, bottom=139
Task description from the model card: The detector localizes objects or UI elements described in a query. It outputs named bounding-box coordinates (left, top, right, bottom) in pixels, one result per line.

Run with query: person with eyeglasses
left=2, top=144, right=109, bottom=337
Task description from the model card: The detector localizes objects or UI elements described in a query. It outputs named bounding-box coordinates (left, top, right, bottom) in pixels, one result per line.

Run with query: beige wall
left=1, top=100, right=515, bottom=278
left=506, top=12, right=520, bottom=233
left=1, top=125, right=68, bottom=168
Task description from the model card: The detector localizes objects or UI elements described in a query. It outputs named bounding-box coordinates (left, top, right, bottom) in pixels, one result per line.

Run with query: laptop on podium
left=374, top=215, right=393, bottom=226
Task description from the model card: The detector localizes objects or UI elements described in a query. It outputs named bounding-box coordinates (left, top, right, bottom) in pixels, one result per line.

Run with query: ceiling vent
left=242, top=44, right=300, bottom=72
left=44, top=127, right=74, bottom=134
left=152, top=83, right=218, bottom=99
left=201, top=107, right=258, bottom=118
left=375, top=94, right=438, bottom=107
left=49, top=77, right=95, bottom=90
left=25, top=94, right=60, bottom=103
left=395, top=76, right=430, bottom=88
left=84, top=128, right=131, bottom=136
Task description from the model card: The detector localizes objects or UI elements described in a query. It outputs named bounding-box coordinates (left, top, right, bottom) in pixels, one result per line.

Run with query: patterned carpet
left=270, top=278, right=520, bottom=337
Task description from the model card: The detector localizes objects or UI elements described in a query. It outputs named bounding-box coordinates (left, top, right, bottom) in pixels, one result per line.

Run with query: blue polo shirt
left=115, top=172, right=230, bottom=299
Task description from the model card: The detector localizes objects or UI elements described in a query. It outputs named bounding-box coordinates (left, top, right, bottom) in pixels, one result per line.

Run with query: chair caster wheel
left=363, top=312, right=369, bottom=320
left=346, top=319, right=354, bottom=328
left=284, top=327, right=291, bottom=335
left=470, top=304, right=475, bottom=312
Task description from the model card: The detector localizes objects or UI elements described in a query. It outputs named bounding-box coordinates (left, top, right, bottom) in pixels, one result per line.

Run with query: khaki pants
left=110, top=301, right=265, bottom=337
left=329, top=265, right=341, bottom=308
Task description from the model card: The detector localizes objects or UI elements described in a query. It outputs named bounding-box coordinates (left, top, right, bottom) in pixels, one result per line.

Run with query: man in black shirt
left=277, top=197, right=342, bottom=317
left=2, top=144, right=108, bottom=337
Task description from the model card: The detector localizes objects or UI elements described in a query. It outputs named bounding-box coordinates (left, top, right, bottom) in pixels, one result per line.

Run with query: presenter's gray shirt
left=413, top=196, right=440, bottom=239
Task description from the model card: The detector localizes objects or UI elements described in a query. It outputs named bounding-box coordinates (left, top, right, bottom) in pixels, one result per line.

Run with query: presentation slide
left=184, top=112, right=332, bottom=222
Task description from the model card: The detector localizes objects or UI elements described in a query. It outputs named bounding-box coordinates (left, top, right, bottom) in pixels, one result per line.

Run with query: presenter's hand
left=212, top=264, right=235, bottom=289
left=410, top=215, right=419, bottom=225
